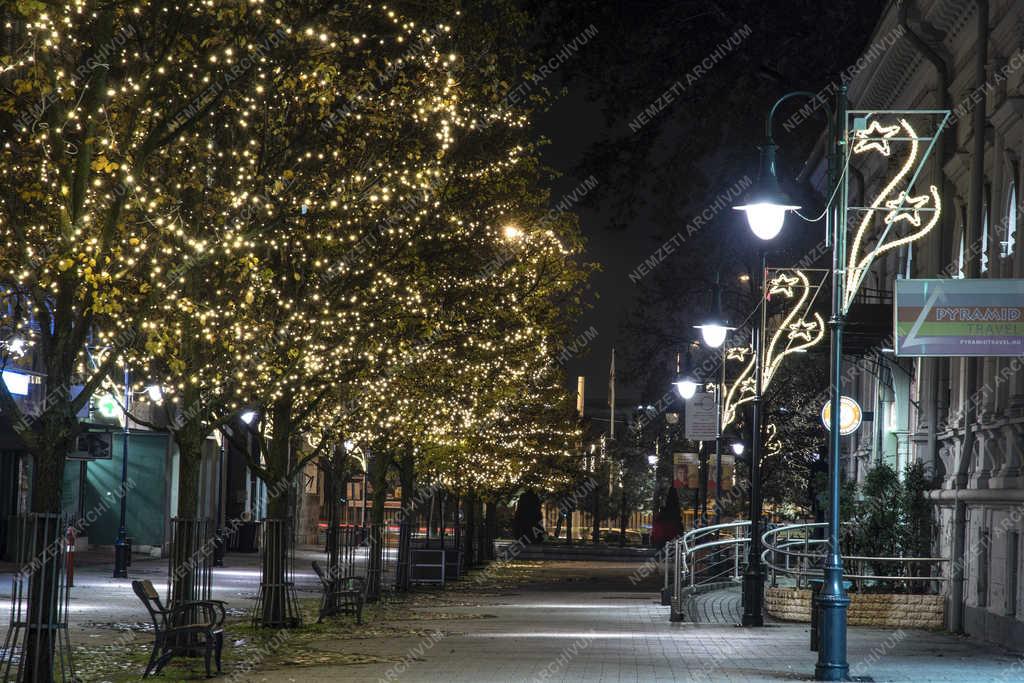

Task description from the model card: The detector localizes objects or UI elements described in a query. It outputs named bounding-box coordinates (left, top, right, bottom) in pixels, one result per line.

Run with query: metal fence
left=253, top=518, right=301, bottom=628
left=1, top=513, right=75, bottom=682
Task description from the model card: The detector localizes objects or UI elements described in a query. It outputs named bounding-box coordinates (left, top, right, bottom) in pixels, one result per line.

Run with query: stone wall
left=765, top=587, right=945, bottom=629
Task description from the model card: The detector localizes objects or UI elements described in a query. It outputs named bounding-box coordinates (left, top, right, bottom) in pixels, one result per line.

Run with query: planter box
left=765, top=587, right=945, bottom=629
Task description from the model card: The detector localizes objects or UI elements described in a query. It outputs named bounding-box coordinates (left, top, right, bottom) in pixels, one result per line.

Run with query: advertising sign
left=895, top=279, right=1024, bottom=357
left=707, top=453, right=735, bottom=494
left=672, top=452, right=699, bottom=489
left=684, top=391, right=718, bottom=440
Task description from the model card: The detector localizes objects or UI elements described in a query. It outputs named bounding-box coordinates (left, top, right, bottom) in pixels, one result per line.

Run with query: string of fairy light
left=0, top=1, right=588, bottom=496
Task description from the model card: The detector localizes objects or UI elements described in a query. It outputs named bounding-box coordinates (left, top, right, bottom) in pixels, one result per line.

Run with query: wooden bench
left=131, top=579, right=225, bottom=678
left=312, top=560, right=366, bottom=624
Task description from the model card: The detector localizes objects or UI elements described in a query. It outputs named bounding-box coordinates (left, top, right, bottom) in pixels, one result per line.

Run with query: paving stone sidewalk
left=244, top=563, right=1022, bottom=683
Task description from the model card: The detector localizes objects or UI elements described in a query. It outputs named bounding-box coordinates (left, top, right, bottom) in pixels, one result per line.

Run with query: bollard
left=65, top=525, right=77, bottom=588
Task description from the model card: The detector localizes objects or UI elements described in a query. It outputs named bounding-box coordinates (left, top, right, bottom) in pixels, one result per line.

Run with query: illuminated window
left=1004, top=179, right=1017, bottom=258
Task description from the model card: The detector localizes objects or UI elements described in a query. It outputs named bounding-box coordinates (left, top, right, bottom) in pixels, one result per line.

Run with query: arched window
left=1004, top=178, right=1018, bottom=258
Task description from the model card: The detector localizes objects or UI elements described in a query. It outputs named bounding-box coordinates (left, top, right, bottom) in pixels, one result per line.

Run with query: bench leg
left=143, top=641, right=160, bottom=678
left=215, top=631, right=224, bottom=673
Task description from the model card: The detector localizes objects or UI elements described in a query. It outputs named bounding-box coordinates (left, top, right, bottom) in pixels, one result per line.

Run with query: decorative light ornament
left=844, top=118, right=942, bottom=311
left=731, top=441, right=745, bottom=456
left=721, top=269, right=826, bottom=429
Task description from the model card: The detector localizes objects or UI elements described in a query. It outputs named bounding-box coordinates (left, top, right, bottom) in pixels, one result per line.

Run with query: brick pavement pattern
left=245, top=562, right=1023, bottom=683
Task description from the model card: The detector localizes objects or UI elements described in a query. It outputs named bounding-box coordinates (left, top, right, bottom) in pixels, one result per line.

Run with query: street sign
left=895, top=278, right=1024, bottom=356
left=820, top=396, right=863, bottom=435
left=685, top=391, right=718, bottom=440
left=68, top=430, right=113, bottom=460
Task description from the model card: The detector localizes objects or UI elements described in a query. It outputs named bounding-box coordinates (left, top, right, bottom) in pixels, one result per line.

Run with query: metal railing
left=666, top=520, right=751, bottom=621
left=761, top=522, right=950, bottom=593
left=664, top=519, right=951, bottom=623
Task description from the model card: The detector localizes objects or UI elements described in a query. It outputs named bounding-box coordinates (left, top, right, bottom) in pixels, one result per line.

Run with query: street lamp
left=731, top=441, right=745, bottom=457
left=694, top=272, right=735, bottom=349
left=733, top=144, right=800, bottom=240
left=695, top=272, right=736, bottom=526
left=737, top=87, right=849, bottom=679
left=673, top=347, right=699, bottom=400
left=732, top=167, right=786, bottom=629
left=113, top=366, right=131, bottom=578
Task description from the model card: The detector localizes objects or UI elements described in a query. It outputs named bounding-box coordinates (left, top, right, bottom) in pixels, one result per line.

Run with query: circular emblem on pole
left=821, top=396, right=862, bottom=435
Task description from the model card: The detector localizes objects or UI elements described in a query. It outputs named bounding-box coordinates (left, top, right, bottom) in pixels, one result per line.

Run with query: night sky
left=530, top=1, right=888, bottom=409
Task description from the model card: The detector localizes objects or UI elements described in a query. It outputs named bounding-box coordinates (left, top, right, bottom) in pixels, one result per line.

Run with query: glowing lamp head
left=647, top=454, right=658, bottom=466
left=696, top=323, right=729, bottom=348
left=675, top=378, right=698, bottom=400
left=731, top=441, right=745, bottom=456
left=240, top=411, right=257, bottom=425
left=145, top=385, right=163, bottom=402
left=733, top=144, right=799, bottom=241
left=735, top=202, right=794, bottom=240
left=344, top=439, right=355, bottom=452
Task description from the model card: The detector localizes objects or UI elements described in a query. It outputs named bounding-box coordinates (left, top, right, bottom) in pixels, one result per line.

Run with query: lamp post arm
left=765, top=90, right=835, bottom=144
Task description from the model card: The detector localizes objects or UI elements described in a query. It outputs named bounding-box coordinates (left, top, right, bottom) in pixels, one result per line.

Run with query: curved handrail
left=761, top=521, right=950, bottom=589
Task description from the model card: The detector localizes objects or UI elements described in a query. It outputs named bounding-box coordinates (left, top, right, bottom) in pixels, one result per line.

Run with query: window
left=1004, top=178, right=1018, bottom=258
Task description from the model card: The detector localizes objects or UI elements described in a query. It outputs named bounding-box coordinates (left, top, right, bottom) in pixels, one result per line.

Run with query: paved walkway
left=687, top=585, right=744, bottom=625
left=4, top=553, right=1022, bottom=681
left=0, top=546, right=335, bottom=644
left=246, top=563, right=1023, bottom=683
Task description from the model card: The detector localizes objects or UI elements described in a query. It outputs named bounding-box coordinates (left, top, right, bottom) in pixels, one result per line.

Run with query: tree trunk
left=464, top=490, right=477, bottom=569
left=19, top=407, right=75, bottom=680
left=366, top=451, right=391, bottom=600
left=484, top=500, right=497, bottom=561
left=619, top=483, right=628, bottom=547
left=395, top=451, right=415, bottom=591
left=168, top=419, right=205, bottom=618
left=566, top=505, right=574, bottom=546
left=257, top=396, right=297, bottom=628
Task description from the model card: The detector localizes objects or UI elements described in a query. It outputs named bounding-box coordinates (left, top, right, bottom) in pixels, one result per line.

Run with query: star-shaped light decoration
left=787, top=319, right=818, bottom=342
left=726, top=345, right=751, bottom=362
left=768, top=273, right=800, bottom=298
left=852, top=120, right=901, bottom=156
left=738, top=376, right=756, bottom=396
left=883, top=191, right=931, bottom=227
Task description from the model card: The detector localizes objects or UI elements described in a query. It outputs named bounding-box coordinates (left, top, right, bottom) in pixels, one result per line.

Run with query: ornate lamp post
left=734, top=87, right=849, bottom=678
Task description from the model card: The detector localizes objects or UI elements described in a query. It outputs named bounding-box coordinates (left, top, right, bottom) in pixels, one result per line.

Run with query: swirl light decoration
left=720, top=268, right=826, bottom=430
left=843, top=118, right=942, bottom=311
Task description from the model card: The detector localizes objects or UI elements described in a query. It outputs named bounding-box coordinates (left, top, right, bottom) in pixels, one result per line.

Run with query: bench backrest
left=132, top=579, right=169, bottom=629
left=311, top=560, right=329, bottom=587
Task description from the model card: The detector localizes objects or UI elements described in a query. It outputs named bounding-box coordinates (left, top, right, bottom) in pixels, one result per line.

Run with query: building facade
left=804, top=0, right=1024, bottom=649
